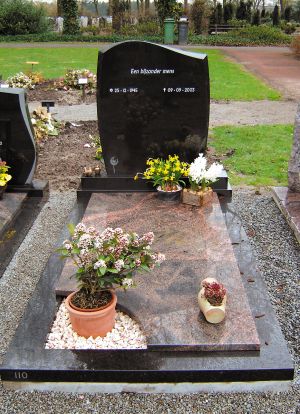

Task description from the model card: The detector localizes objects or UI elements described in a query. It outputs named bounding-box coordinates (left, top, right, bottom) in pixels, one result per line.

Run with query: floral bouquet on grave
left=7, top=72, right=34, bottom=89
left=31, top=107, right=61, bottom=141
left=134, top=155, right=189, bottom=192
left=182, top=154, right=223, bottom=207
left=0, top=161, right=12, bottom=187
left=64, top=69, right=97, bottom=91
left=188, top=154, right=223, bottom=192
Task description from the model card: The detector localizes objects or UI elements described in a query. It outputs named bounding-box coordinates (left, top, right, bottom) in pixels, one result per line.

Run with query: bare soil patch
left=35, top=121, right=101, bottom=191
left=27, top=81, right=96, bottom=106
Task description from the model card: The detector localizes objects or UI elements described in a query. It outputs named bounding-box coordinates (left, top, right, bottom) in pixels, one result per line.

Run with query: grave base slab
left=0, top=179, right=48, bottom=278
left=56, top=193, right=259, bottom=352
left=0, top=193, right=294, bottom=385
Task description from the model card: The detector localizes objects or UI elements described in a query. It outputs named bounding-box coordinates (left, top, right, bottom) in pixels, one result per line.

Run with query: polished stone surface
left=97, top=42, right=209, bottom=176
left=0, top=194, right=294, bottom=383
left=56, top=193, right=259, bottom=351
left=0, top=180, right=49, bottom=278
left=0, top=88, right=36, bottom=185
left=79, top=169, right=232, bottom=197
left=272, top=186, right=300, bottom=243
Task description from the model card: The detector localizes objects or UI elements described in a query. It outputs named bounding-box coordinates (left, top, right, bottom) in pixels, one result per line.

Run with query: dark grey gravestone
left=0, top=88, right=36, bottom=185
left=97, top=41, right=210, bottom=176
left=288, top=103, right=300, bottom=192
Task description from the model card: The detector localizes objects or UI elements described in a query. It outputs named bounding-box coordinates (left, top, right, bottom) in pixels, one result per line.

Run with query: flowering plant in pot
left=58, top=223, right=165, bottom=338
left=198, top=277, right=227, bottom=324
left=182, top=154, right=223, bottom=207
left=0, top=161, right=12, bottom=199
left=135, top=155, right=189, bottom=201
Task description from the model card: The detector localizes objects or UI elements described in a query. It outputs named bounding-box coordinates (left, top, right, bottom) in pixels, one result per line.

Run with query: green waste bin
left=164, top=17, right=175, bottom=44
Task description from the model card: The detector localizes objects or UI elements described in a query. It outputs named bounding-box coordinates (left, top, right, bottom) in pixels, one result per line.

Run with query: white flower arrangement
left=189, top=154, right=223, bottom=191
left=64, top=69, right=97, bottom=90
left=7, top=72, right=34, bottom=89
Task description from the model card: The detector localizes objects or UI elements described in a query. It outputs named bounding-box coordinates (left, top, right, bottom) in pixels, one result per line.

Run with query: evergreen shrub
left=0, top=0, right=48, bottom=35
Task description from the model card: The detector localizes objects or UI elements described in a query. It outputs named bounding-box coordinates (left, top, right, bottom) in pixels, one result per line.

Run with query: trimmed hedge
left=0, top=33, right=163, bottom=43
left=0, top=29, right=291, bottom=46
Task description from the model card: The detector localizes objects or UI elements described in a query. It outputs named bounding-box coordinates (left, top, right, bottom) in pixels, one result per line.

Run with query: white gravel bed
left=45, top=301, right=147, bottom=350
left=0, top=188, right=299, bottom=413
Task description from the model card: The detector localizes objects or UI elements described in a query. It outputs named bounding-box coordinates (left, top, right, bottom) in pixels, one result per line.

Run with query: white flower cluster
left=64, top=69, right=97, bottom=90
left=60, top=222, right=166, bottom=291
left=122, top=278, right=134, bottom=288
left=7, top=72, right=34, bottom=89
left=189, top=154, right=223, bottom=187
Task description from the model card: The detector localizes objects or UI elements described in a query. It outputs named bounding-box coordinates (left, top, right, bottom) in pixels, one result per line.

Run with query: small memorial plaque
left=78, top=78, right=88, bottom=85
left=97, top=41, right=210, bottom=176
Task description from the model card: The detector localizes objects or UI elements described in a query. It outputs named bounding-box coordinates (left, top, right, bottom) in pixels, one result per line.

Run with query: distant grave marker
left=97, top=41, right=210, bottom=176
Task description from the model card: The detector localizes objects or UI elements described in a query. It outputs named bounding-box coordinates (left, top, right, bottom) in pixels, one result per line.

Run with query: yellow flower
left=134, top=174, right=138, bottom=180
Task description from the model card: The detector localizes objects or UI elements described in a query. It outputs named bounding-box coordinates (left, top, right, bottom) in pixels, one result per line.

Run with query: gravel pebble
left=0, top=188, right=299, bottom=413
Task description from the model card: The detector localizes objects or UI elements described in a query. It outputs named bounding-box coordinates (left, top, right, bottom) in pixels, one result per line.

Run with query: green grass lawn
left=195, top=49, right=281, bottom=101
left=209, top=124, right=293, bottom=186
left=0, top=47, right=280, bottom=101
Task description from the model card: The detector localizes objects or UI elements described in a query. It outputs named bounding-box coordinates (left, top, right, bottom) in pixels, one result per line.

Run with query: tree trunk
left=57, top=0, right=63, bottom=16
left=145, top=0, right=150, bottom=15
left=184, top=0, right=188, bottom=14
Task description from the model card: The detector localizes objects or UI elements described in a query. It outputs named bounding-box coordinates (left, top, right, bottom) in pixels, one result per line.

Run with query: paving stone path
left=28, top=100, right=298, bottom=126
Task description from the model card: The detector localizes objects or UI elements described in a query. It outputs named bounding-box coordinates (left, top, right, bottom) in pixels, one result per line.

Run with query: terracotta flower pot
left=65, top=290, right=117, bottom=338
left=157, top=185, right=182, bottom=202
left=182, top=187, right=213, bottom=207
left=198, top=277, right=227, bottom=324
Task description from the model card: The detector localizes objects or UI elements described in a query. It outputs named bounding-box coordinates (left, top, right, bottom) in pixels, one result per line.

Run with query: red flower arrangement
left=202, top=281, right=226, bottom=306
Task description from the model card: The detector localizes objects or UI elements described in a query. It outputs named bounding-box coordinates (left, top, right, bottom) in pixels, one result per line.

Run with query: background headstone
left=56, top=17, right=64, bottom=33
left=288, top=103, right=300, bottom=192
left=0, top=89, right=36, bottom=185
left=80, top=16, right=88, bottom=28
left=97, top=41, right=210, bottom=176
left=91, top=17, right=99, bottom=26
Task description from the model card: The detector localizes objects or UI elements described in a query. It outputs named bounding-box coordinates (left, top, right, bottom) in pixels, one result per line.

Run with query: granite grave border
left=0, top=193, right=294, bottom=384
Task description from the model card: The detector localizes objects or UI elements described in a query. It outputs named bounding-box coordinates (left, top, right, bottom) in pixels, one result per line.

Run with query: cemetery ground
left=0, top=45, right=299, bottom=412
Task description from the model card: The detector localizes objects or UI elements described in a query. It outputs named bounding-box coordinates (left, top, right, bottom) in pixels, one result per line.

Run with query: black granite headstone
left=0, top=88, right=36, bottom=185
left=97, top=41, right=210, bottom=176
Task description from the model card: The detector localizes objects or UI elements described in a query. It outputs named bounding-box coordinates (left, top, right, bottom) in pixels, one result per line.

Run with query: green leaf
left=67, top=223, right=75, bottom=235
left=71, top=248, right=80, bottom=254
left=99, top=267, right=107, bottom=276
left=106, top=268, right=119, bottom=274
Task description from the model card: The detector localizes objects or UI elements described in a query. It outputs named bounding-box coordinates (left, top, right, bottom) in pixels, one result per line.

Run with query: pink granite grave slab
left=55, top=193, right=260, bottom=351
left=0, top=193, right=27, bottom=235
